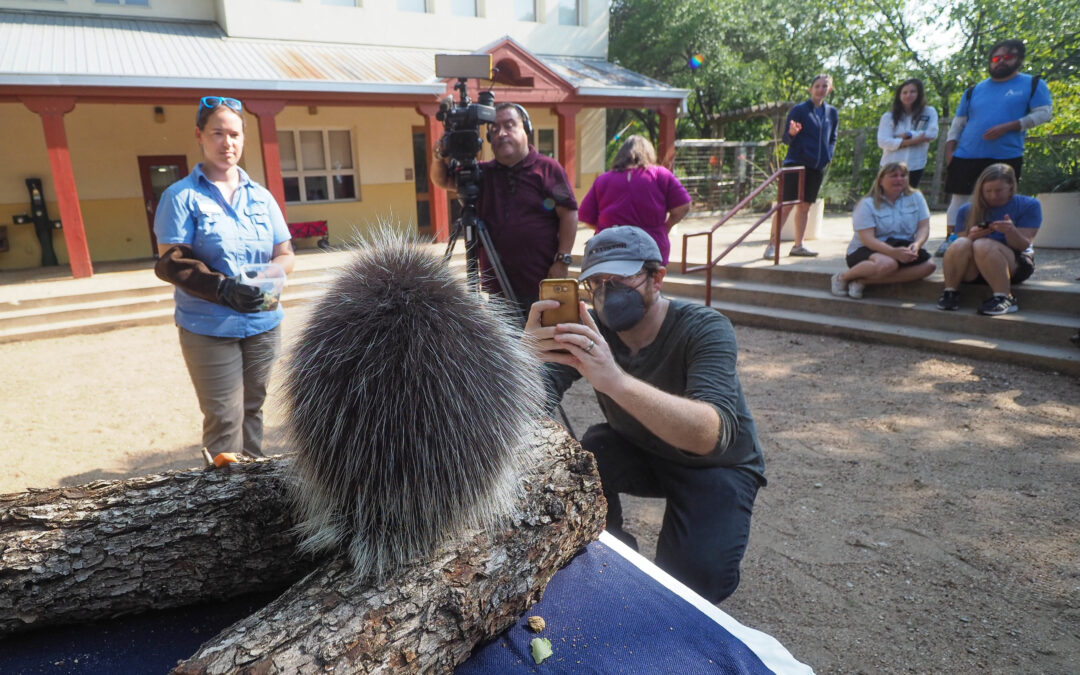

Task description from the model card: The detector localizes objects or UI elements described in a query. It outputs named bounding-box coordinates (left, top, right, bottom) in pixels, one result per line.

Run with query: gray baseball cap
left=579, top=226, right=662, bottom=281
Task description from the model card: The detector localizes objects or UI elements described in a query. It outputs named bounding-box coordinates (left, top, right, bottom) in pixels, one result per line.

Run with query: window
left=536, top=129, right=556, bottom=159
left=514, top=0, right=536, bottom=21
left=397, top=0, right=427, bottom=11
left=95, top=0, right=150, bottom=5
left=558, top=0, right=580, bottom=25
left=278, top=129, right=358, bottom=203
left=450, top=0, right=476, bottom=16
left=322, top=0, right=357, bottom=5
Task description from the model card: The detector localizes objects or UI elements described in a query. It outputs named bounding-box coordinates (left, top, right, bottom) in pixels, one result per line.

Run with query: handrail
left=680, top=166, right=804, bottom=306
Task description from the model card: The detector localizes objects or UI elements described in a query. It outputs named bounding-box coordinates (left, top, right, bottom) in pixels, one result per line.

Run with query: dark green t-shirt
left=546, top=300, right=765, bottom=482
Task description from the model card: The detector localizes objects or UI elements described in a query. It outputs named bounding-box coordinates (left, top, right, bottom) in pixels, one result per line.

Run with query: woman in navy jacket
left=767, top=74, right=839, bottom=258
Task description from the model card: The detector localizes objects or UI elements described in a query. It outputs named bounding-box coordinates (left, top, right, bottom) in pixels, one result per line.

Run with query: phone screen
left=539, top=279, right=580, bottom=327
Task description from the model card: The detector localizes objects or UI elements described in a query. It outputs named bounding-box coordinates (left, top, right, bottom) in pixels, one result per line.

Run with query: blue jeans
left=581, top=423, right=761, bottom=603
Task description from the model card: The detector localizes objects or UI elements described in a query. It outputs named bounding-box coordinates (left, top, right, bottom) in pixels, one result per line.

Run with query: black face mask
left=594, top=280, right=647, bottom=332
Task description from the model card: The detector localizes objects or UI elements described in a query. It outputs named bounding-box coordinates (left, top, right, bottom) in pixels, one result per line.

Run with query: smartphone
left=538, top=278, right=580, bottom=327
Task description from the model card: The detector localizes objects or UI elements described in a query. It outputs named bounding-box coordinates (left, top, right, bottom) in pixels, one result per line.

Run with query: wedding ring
left=584, top=340, right=596, bottom=354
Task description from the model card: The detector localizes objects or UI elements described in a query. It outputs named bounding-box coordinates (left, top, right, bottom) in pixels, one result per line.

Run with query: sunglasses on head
left=196, top=96, right=243, bottom=123
left=990, top=53, right=1018, bottom=63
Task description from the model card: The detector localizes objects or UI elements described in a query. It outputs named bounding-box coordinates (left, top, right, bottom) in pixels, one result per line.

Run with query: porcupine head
left=282, top=229, right=547, bottom=579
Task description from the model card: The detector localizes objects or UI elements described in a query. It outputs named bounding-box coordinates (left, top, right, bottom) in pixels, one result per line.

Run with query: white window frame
left=558, top=0, right=581, bottom=26
left=449, top=0, right=478, bottom=17
left=279, top=128, right=361, bottom=204
left=513, top=0, right=537, bottom=22
left=397, top=0, right=429, bottom=12
left=535, top=127, right=558, bottom=161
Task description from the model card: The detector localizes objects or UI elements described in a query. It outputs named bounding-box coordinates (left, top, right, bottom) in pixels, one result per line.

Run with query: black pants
left=582, top=423, right=760, bottom=603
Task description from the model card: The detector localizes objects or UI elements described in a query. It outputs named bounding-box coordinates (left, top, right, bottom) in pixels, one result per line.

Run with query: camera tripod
left=441, top=166, right=577, bottom=439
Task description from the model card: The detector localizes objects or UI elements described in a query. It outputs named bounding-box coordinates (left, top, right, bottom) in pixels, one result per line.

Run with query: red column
left=20, top=96, right=93, bottom=278
left=245, top=99, right=288, bottom=219
left=554, top=104, right=582, bottom=187
left=416, top=104, right=449, bottom=242
left=658, top=104, right=677, bottom=170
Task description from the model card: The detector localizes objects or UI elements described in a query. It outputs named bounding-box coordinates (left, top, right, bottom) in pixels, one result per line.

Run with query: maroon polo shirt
left=476, top=147, right=577, bottom=305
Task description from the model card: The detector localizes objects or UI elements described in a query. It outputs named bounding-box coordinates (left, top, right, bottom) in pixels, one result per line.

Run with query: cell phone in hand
left=539, top=279, right=580, bottom=327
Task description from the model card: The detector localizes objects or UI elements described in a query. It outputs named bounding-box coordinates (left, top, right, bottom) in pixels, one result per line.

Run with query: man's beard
left=990, top=61, right=1020, bottom=78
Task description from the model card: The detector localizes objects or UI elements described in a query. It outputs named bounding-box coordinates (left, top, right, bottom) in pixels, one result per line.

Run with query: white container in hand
left=239, top=263, right=286, bottom=311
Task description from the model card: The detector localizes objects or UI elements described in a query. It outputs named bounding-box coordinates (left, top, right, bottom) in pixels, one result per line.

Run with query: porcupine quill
left=282, top=230, right=546, bottom=579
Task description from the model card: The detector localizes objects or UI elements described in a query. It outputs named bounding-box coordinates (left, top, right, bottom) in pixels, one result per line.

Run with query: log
left=0, top=460, right=313, bottom=635
left=172, top=421, right=604, bottom=674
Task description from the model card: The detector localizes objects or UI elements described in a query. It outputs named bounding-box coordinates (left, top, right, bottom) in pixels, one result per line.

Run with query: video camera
left=434, top=54, right=496, bottom=176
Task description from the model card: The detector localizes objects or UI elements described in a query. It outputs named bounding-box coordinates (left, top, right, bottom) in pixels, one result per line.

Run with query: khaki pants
left=178, top=325, right=281, bottom=457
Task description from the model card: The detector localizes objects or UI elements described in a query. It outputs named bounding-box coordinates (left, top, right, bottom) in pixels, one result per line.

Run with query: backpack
left=962, top=74, right=1042, bottom=115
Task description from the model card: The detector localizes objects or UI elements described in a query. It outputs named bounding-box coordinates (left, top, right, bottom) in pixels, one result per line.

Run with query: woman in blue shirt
left=153, top=96, right=295, bottom=466
left=767, top=74, right=839, bottom=259
left=830, top=162, right=936, bottom=299
left=937, top=163, right=1040, bottom=315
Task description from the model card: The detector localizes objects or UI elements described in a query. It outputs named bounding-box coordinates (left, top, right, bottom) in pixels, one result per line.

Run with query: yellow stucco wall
left=0, top=100, right=610, bottom=270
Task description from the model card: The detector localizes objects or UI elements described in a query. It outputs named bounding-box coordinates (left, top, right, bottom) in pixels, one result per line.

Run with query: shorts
left=782, top=166, right=824, bottom=203
left=945, top=156, right=1023, bottom=195
left=845, top=238, right=931, bottom=268
left=969, top=247, right=1035, bottom=286
left=907, top=169, right=924, bottom=189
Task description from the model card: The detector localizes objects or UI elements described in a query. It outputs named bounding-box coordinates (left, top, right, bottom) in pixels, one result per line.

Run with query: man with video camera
left=526, top=226, right=766, bottom=603
left=431, top=102, right=579, bottom=317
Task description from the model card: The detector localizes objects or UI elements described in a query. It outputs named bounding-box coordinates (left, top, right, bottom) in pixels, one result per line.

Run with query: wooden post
left=416, top=104, right=448, bottom=242
left=20, top=96, right=93, bottom=278
left=246, top=99, right=288, bottom=220
left=850, top=128, right=867, bottom=206
left=658, top=104, right=677, bottom=169
left=554, top=103, right=582, bottom=187
left=930, top=119, right=950, bottom=209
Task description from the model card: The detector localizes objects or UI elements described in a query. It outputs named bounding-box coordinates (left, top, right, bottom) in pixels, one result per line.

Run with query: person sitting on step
left=936, top=163, right=1040, bottom=316
left=831, top=162, right=935, bottom=299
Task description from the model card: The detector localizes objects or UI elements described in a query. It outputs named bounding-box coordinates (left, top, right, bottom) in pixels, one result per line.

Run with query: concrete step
left=658, top=274, right=1078, bottom=351
left=679, top=295, right=1080, bottom=377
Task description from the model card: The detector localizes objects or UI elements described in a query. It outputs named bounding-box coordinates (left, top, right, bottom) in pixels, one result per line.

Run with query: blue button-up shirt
left=847, top=191, right=930, bottom=255
left=153, top=164, right=291, bottom=338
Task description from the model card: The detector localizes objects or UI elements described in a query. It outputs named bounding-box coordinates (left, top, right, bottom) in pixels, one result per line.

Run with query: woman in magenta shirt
left=579, top=135, right=691, bottom=265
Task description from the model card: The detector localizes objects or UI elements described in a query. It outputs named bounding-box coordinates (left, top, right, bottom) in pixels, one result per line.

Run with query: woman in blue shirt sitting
left=937, top=163, right=1040, bottom=315
left=153, top=96, right=295, bottom=466
left=831, top=162, right=936, bottom=299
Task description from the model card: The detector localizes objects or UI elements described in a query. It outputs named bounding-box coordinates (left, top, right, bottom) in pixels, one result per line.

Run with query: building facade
left=0, top=0, right=686, bottom=276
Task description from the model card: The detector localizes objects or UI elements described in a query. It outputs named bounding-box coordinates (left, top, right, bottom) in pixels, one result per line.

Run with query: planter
left=1034, top=192, right=1080, bottom=249
left=780, top=198, right=824, bottom=241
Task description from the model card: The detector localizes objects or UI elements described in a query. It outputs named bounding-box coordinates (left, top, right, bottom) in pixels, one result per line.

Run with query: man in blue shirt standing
left=939, top=39, right=1052, bottom=256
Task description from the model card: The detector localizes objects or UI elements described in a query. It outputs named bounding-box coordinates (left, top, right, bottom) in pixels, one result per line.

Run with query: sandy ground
left=2, top=307, right=1078, bottom=674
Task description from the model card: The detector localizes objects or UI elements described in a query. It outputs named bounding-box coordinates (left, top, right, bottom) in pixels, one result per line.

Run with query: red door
left=138, top=155, right=188, bottom=257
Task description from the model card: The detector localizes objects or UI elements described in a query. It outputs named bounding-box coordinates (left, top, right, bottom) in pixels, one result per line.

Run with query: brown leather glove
left=154, top=244, right=226, bottom=303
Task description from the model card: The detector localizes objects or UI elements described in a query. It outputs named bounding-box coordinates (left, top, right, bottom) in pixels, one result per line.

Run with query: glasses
left=196, top=96, right=243, bottom=123
left=581, top=270, right=647, bottom=295
left=990, top=53, right=1018, bottom=63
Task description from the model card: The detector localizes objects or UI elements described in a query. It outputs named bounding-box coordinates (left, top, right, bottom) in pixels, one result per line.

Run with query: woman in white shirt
left=831, top=162, right=937, bottom=298
left=877, top=78, right=938, bottom=188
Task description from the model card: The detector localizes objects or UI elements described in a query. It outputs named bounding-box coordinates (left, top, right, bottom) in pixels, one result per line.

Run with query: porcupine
left=281, top=230, right=547, bottom=579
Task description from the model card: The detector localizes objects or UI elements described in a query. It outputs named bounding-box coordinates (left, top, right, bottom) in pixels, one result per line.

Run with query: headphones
left=486, top=103, right=533, bottom=143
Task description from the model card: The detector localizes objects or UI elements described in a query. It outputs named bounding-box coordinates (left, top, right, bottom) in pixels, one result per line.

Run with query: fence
left=675, top=128, right=1079, bottom=213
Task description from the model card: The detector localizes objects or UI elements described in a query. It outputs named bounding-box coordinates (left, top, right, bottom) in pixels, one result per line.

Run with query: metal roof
left=0, top=10, right=686, bottom=100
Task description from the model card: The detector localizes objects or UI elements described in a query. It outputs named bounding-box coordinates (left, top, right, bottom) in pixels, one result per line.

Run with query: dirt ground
left=2, top=308, right=1078, bottom=674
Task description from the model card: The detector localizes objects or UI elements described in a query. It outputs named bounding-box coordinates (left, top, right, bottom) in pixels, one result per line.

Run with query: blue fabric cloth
left=782, top=99, right=839, bottom=170
left=457, top=539, right=776, bottom=674
left=847, top=191, right=931, bottom=255
left=956, top=194, right=1042, bottom=248
left=954, top=74, right=1052, bottom=160
left=153, top=164, right=291, bottom=338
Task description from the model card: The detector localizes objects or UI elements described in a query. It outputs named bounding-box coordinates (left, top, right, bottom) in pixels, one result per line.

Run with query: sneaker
left=763, top=244, right=776, bottom=259
left=847, top=280, right=865, bottom=299
left=830, top=272, right=848, bottom=296
left=789, top=245, right=819, bottom=257
left=937, top=289, right=960, bottom=311
left=978, top=294, right=1018, bottom=316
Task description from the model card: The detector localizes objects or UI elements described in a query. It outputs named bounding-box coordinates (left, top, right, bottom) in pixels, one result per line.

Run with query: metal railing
left=680, top=166, right=804, bottom=306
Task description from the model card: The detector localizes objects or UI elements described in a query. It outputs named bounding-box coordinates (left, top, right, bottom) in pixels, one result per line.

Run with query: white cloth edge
left=598, top=531, right=816, bottom=675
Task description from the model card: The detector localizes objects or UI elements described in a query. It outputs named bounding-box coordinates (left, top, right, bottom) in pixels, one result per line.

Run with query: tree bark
left=172, top=421, right=605, bottom=674
left=0, top=461, right=312, bottom=635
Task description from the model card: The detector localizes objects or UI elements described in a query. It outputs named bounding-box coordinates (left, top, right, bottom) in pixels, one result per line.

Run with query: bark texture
left=0, top=461, right=311, bottom=635
left=172, top=421, right=604, bottom=674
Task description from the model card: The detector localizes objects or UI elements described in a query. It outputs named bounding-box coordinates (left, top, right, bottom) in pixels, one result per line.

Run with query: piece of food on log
left=172, top=420, right=604, bottom=674
left=0, top=460, right=312, bottom=636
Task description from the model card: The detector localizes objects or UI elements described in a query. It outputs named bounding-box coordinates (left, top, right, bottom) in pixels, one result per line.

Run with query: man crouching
left=526, top=226, right=766, bottom=603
